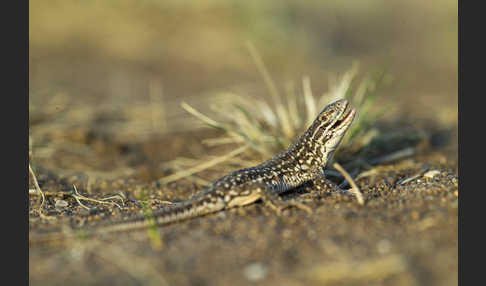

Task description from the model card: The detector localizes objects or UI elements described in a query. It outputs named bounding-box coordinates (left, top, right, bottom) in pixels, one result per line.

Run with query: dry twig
left=72, top=184, right=124, bottom=210
left=333, top=162, right=365, bottom=205
left=29, top=164, right=46, bottom=216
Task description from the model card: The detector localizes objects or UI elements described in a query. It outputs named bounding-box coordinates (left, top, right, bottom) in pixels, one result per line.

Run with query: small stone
left=411, top=211, right=420, bottom=220
left=216, top=212, right=227, bottom=218
left=244, top=262, right=268, bottom=282
left=377, top=239, right=392, bottom=254
left=55, top=199, right=69, bottom=208
left=424, top=170, right=441, bottom=179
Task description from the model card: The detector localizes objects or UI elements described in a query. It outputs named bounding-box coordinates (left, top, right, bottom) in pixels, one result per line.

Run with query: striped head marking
left=307, top=99, right=357, bottom=165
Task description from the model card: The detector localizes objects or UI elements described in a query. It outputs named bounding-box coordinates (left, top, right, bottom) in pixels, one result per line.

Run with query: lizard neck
left=282, top=128, right=330, bottom=171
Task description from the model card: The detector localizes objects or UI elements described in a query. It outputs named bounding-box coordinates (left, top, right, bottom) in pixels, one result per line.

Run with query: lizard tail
left=29, top=195, right=226, bottom=247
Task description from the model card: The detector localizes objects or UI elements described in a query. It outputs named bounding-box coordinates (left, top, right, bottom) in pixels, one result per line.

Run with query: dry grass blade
left=72, top=185, right=91, bottom=210
left=182, top=101, right=271, bottom=156
left=183, top=175, right=211, bottom=186
left=285, top=81, right=302, bottom=130
left=257, top=100, right=278, bottom=128
left=303, top=76, right=316, bottom=127
left=276, top=103, right=294, bottom=139
left=333, top=162, right=365, bottom=205
left=202, top=136, right=243, bottom=146
left=328, top=62, right=360, bottom=101
left=246, top=41, right=281, bottom=106
left=29, top=164, right=46, bottom=216
left=72, top=184, right=124, bottom=210
left=159, top=145, right=249, bottom=185
left=181, top=101, right=229, bottom=131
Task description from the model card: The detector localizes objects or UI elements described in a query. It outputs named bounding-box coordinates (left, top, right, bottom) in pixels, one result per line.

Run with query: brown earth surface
left=29, top=1, right=457, bottom=285
left=29, top=125, right=458, bottom=286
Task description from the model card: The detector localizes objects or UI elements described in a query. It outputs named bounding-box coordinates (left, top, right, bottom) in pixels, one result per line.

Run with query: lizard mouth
left=332, top=104, right=356, bottom=129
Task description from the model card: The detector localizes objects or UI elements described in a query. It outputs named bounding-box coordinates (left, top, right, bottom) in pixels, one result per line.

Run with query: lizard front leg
left=290, top=169, right=345, bottom=203
left=311, top=175, right=343, bottom=194
left=304, top=170, right=360, bottom=204
left=261, top=189, right=313, bottom=215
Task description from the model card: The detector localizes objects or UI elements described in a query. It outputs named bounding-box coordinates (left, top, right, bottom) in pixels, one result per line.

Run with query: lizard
left=29, top=98, right=356, bottom=245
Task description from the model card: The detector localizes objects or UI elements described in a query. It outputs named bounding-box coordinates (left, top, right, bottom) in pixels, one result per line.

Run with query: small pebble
left=217, top=212, right=227, bottom=218
left=411, top=211, right=420, bottom=220
left=424, top=170, right=441, bottom=179
left=244, top=262, right=268, bottom=282
left=377, top=239, right=392, bottom=254
left=55, top=199, right=69, bottom=208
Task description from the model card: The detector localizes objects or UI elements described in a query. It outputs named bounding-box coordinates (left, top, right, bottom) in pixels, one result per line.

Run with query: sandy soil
left=29, top=2, right=457, bottom=285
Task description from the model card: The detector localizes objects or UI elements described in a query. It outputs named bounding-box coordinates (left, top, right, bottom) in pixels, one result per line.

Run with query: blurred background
left=29, top=0, right=457, bottom=174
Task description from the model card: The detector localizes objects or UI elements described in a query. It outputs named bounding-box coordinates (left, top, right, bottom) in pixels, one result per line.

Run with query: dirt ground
left=29, top=2, right=457, bottom=285
left=28, top=126, right=458, bottom=286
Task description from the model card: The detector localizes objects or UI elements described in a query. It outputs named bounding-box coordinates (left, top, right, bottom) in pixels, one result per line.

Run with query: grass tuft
left=182, top=63, right=392, bottom=161
left=160, top=51, right=393, bottom=185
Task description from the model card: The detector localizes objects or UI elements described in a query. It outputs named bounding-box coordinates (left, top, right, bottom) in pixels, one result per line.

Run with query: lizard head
left=307, top=98, right=356, bottom=166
